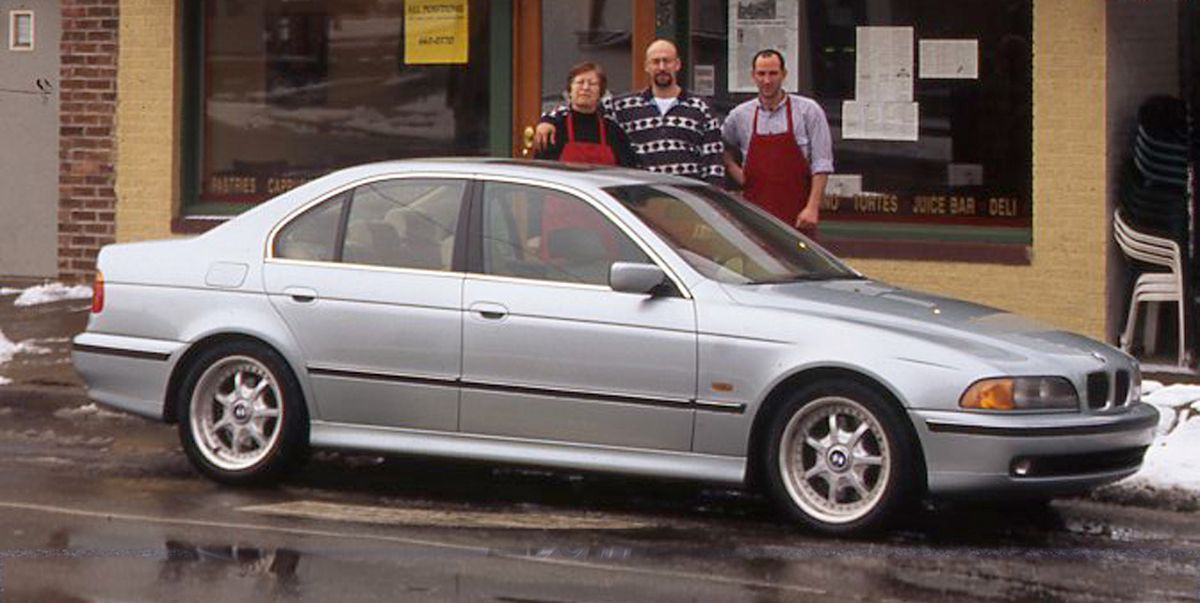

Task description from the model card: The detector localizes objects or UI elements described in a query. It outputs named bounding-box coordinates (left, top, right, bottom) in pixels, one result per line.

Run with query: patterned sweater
left=543, top=89, right=725, bottom=186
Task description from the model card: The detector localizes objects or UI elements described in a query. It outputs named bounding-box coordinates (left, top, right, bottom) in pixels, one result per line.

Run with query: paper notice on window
left=404, top=0, right=469, bottom=64
left=854, top=27, right=914, bottom=102
left=825, top=174, right=863, bottom=197
left=728, top=0, right=799, bottom=93
left=842, top=101, right=919, bottom=141
left=919, top=39, right=978, bottom=79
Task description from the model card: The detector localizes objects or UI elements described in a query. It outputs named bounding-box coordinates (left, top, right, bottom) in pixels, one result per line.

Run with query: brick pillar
left=58, top=0, right=119, bottom=283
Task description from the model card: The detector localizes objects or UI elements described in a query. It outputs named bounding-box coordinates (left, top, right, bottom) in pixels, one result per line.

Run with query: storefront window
left=191, top=0, right=491, bottom=209
left=540, top=1, right=633, bottom=112
left=690, top=0, right=1033, bottom=261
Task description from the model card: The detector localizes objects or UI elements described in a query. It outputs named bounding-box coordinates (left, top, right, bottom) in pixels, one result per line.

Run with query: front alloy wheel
left=764, top=381, right=916, bottom=535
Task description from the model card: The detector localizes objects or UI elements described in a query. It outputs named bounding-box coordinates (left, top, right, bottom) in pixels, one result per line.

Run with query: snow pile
left=53, top=403, right=130, bottom=421
left=0, top=330, right=49, bottom=364
left=0, top=328, right=17, bottom=365
left=0, top=287, right=21, bottom=296
left=0, top=329, right=15, bottom=387
left=13, top=283, right=92, bottom=307
left=0, top=329, right=52, bottom=387
left=1127, top=381, right=1200, bottom=492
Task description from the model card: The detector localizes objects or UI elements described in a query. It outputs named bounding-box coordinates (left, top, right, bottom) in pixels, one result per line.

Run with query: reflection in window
left=274, top=192, right=346, bottom=262
left=342, top=179, right=466, bottom=271
left=198, top=0, right=490, bottom=205
left=483, top=183, right=648, bottom=286
left=607, top=184, right=856, bottom=284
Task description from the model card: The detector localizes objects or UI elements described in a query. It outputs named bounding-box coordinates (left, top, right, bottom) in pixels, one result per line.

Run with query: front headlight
left=959, top=377, right=1079, bottom=411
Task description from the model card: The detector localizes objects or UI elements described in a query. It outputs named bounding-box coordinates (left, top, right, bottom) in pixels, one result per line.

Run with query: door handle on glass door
left=522, top=126, right=534, bottom=157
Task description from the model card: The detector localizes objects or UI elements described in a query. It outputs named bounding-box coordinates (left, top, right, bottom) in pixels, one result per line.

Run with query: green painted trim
left=488, top=0, right=512, bottom=157
left=179, top=0, right=202, bottom=210
left=181, top=202, right=256, bottom=216
left=821, top=222, right=1033, bottom=245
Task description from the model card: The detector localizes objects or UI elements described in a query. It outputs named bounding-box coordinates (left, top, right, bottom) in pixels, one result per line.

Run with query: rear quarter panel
left=87, top=231, right=316, bottom=421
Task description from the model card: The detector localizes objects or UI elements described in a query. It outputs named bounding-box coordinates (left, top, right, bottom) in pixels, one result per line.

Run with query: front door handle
left=283, top=287, right=318, bottom=303
left=469, top=301, right=508, bottom=320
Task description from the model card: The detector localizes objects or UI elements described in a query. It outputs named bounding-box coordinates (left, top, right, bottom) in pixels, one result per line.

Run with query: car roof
left=358, top=157, right=702, bottom=190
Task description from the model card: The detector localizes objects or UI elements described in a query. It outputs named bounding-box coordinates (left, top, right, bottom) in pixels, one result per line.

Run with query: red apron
left=743, top=100, right=815, bottom=237
left=559, top=111, right=616, bottom=165
left=540, top=111, right=619, bottom=262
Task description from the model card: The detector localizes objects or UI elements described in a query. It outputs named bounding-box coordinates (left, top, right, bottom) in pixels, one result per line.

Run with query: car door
left=459, top=179, right=697, bottom=451
left=263, top=176, right=469, bottom=431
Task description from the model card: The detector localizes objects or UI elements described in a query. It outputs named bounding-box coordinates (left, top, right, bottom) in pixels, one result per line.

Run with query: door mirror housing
left=609, top=262, right=667, bottom=295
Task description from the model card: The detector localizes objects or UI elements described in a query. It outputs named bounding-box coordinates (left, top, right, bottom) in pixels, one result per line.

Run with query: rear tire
left=177, top=341, right=309, bottom=485
left=762, top=379, right=917, bottom=536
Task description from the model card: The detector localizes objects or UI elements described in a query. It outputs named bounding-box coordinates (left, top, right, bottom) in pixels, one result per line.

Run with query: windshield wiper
left=748, top=274, right=864, bottom=285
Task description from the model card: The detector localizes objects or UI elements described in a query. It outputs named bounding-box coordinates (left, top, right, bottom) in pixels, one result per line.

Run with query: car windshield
left=604, top=184, right=861, bottom=285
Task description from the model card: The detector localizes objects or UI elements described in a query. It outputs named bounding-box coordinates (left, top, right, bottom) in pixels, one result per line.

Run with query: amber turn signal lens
left=959, top=378, right=1014, bottom=410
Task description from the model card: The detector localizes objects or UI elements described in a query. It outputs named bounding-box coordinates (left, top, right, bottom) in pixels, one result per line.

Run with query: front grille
left=1086, top=371, right=1109, bottom=409
left=1113, top=370, right=1131, bottom=407
left=1011, top=447, right=1148, bottom=478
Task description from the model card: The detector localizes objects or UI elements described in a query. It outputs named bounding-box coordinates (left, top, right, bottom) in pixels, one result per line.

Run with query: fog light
left=1012, top=458, right=1033, bottom=477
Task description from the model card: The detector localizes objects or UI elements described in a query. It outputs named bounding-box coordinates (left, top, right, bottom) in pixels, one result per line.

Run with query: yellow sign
left=405, top=0, right=469, bottom=64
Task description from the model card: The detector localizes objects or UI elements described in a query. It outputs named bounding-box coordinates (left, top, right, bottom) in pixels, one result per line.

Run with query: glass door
left=511, top=0, right=655, bottom=157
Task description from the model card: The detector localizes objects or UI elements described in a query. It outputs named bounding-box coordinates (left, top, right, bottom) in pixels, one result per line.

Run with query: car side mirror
left=609, top=262, right=667, bottom=295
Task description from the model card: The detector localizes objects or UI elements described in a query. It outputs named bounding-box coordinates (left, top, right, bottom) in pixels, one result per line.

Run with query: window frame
left=9, top=10, right=33, bottom=51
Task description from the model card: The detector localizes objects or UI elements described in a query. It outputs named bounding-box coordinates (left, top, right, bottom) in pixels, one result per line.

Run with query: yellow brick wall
left=114, top=0, right=177, bottom=242
left=852, top=0, right=1108, bottom=339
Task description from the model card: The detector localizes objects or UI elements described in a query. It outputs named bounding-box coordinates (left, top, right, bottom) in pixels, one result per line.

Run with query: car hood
left=719, top=279, right=1119, bottom=368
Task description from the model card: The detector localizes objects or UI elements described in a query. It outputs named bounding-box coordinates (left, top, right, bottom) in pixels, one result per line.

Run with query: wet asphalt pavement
left=0, top=292, right=1199, bottom=602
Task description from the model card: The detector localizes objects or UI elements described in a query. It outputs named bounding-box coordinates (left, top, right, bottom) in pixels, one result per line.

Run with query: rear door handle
left=468, top=302, right=508, bottom=320
left=283, top=287, right=318, bottom=303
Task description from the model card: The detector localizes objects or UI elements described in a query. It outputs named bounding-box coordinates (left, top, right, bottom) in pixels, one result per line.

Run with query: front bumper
left=911, top=402, right=1159, bottom=498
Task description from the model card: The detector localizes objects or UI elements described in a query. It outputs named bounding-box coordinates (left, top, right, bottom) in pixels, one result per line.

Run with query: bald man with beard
left=534, top=39, right=725, bottom=186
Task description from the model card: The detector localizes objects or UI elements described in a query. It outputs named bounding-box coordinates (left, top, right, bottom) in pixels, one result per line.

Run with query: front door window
left=481, top=181, right=649, bottom=286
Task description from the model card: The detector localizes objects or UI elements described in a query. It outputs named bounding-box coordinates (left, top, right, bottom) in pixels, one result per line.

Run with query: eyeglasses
left=571, top=79, right=602, bottom=89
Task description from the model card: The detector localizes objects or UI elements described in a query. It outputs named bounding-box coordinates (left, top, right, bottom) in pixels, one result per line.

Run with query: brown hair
left=565, top=62, right=607, bottom=97
left=751, top=48, right=786, bottom=71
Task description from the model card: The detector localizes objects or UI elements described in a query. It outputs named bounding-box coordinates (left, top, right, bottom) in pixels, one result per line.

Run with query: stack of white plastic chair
left=1113, top=209, right=1187, bottom=366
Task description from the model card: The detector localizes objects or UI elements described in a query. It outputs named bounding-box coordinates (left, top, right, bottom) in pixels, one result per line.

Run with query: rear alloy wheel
left=178, top=342, right=308, bottom=485
left=764, top=380, right=916, bottom=535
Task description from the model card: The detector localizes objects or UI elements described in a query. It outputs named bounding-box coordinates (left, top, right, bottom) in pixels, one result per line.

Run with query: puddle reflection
left=160, top=540, right=302, bottom=596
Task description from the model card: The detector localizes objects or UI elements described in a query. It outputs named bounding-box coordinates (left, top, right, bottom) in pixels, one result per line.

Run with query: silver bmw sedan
left=72, top=159, right=1158, bottom=535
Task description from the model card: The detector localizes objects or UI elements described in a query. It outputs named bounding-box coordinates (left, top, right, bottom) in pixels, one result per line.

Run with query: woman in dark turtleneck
left=535, top=62, right=639, bottom=168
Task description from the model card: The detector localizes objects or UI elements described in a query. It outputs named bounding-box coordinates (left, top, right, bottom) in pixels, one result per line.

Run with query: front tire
left=763, top=380, right=917, bottom=535
left=177, top=341, right=308, bottom=485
